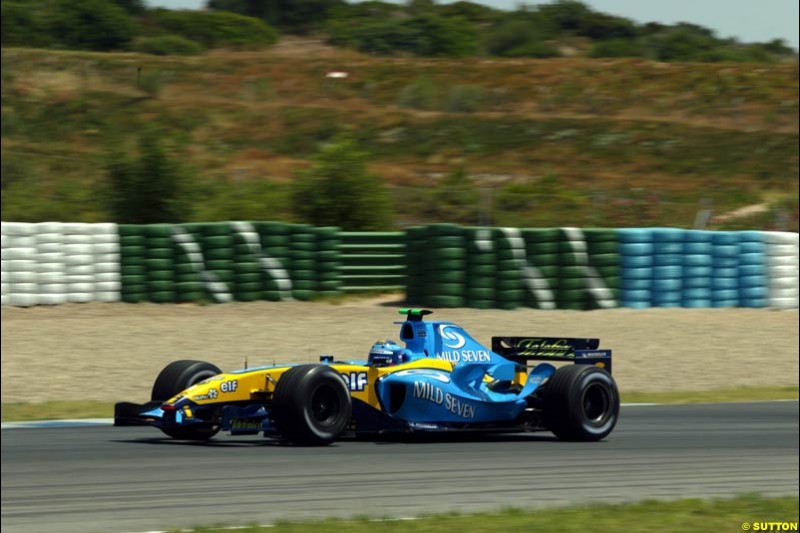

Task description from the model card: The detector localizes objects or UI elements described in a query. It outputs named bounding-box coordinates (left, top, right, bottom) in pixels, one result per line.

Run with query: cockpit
left=367, top=340, right=409, bottom=367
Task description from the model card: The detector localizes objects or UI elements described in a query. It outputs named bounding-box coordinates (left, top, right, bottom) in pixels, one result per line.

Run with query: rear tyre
left=541, top=365, right=619, bottom=441
left=151, top=360, right=222, bottom=441
left=272, top=365, right=352, bottom=446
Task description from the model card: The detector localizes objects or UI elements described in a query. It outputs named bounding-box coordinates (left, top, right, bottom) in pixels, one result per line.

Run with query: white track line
left=2, top=400, right=797, bottom=429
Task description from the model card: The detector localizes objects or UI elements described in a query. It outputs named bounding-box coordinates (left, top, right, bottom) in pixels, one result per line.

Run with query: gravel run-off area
left=2, top=297, right=798, bottom=403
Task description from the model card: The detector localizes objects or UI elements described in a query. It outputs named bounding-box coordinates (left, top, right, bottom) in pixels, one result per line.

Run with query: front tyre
left=272, top=365, right=352, bottom=446
left=541, top=365, right=619, bottom=441
left=151, top=359, right=222, bottom=441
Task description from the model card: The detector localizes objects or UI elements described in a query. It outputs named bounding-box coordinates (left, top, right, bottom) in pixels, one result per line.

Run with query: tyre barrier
left=521, top=228, right=558, bottom=310
left=340, top=230, right=405, bottom=294
left=737, top=231, right=767, bottom=308
left=2, top=221, right=120, bottom=306
left=619, top=228, right=653, bottom=309
left=462, top=227, right=496, bottom=309
left=2, top=222, right=797, bottom=309
left=418, top=224, right=467, bottom=307
left=764, top=231, right=799, bottom=309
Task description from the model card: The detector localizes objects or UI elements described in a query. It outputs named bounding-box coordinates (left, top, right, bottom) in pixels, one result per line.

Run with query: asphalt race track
left=2, top=402, right=798, bottom=533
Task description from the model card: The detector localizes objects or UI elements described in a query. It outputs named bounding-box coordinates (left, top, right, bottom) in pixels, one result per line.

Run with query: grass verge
left=1, top=386, right=797, bottom=422
left=621, top=386, right=799, bottom=405
left=1, top=401, right=112, bottom=422
left=146, top=494, right=800, bottom=533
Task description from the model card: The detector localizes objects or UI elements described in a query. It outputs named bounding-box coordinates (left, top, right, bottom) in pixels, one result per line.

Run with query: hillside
left=2, top=41, right=798, bottom=229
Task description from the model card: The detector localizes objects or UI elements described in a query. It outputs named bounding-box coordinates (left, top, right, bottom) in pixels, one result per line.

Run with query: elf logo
left=220, top=380, right=238, bottom=393
left=341, top=372, right=368, bottom=391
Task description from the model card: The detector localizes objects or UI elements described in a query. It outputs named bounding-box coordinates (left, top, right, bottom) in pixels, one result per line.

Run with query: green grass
left=1, top=401, right=112, bottom=422
left=2, top=386, right=797, bottom=422
left=130, top=494, right=800, bottom=533
left=621, top=386, right=799, bottom=405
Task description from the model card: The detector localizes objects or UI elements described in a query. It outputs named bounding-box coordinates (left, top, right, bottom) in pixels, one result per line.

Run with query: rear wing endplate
left=491, top=336, right=612, bottom=374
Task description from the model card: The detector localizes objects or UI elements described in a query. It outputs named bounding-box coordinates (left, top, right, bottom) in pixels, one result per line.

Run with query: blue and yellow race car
left=115, top=309, right=620, bottom=444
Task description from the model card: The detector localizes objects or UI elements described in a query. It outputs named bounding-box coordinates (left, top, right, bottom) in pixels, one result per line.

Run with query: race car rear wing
left=491, top=336, right=612, bottom=374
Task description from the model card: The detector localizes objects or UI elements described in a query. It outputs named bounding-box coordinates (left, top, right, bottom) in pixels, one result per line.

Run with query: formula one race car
left=115, top=309, right=619, bottom=445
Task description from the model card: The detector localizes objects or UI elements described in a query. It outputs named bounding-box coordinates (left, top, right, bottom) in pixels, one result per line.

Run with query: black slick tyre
left=151, top=360, right=222, bottom=441
left=541, top=365, right=619, bottom=441
left=272, top=365, right=352, bottom=446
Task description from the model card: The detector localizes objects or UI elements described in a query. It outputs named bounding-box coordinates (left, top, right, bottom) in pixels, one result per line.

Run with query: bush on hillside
left=209, top=0, right=344, bottom=34
left=577, top=12, right=638, bottom=40
left=644, top=24, right=718, bottom=62
left=484, top=18, right=560, bottom=58
left=435, top=1, right=500, bottom=25
left=46, top=0, right=136, bottom=51
left=329, top=14, right=479, bottom=57
left=396, top=78, right=440, bottom=110
left=150, top=9, right=278, bottom=49
left=133, top=34, right=204, bottom=56
left=590, top=38, right=645, bottom=58
left=104, top=129, right=191, bottom=223
left=446, top=85, right=486, bottom=113
left=1, top=2, right=52, bottom=48
left=535, top=0, right=591, bottom=31
left=291, top=136, right=392, bottom=230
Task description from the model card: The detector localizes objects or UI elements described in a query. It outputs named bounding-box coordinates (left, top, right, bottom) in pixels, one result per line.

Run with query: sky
left=147, top=0, right=800, bottom=50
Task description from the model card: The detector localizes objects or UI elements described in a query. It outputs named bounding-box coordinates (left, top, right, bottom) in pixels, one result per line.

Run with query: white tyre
left=1, top=247, right=36, bottom=261
left=769, top=297, right=799, bottom=309
left=40, top=283, right=67, bottom=294
left=68, top=283, right=94, bottom=293
left=62, top=223, right=92, bottom=235
left=63, top=234, right=93, bottom=245
left=92, top=242, right=119, bottom=254
left=768, top=265, right=799, bottom=279
left=63, top=244, right=93, bottom=255
left=93, top=253, right=120, bottom=264
left=65, top=275, right=95, bottom=284
left=89, top=223, right=117, bottom=236
left=769, top=287, right=799, bottom=299
left=67, top=292, right=93, bottom=303
left=11, top=282, right=38, bottom=293
left=36, top=251, right=65, bottom=263
left=36, top=242, right=64, bottom=254
left=769, top=276, right=799, bottom=289
left=94, top=291, right=120, bottom=303
left=38, top=272, right=66, bottom=284
left=65, top=265, right=95, bottom=276
left=9, top=293, right=39, bottom=307
left=94, top=272, right=120, bottom=283
left=1, top=222, right=35, bottom=236
left=766, top=244, right=799, bottom=257
left=35, top=233, right=64, bottom=244
left=95, top=281, right=121, bottom=292
left=8, top=271, right=37, bottom=284
left=5, top=259, right=36, bottom=272
left=766, top=255, right=799, bottom=268
left=64, top=254, right=94, bottom=266
left=93, top=262, right=120, bottom=274
left=764, top=232, right=799, bottom=245
left=37, top=262, right=65, bottom=274
left=4, top=236, right=36, bottom=248
left=39, top=293, right=68, bottom=305
left=35, top=222, right=63, bottom=234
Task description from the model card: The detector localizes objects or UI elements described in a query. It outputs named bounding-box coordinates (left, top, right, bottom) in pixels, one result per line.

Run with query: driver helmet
left=368, top=339, right=407, bottom=367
